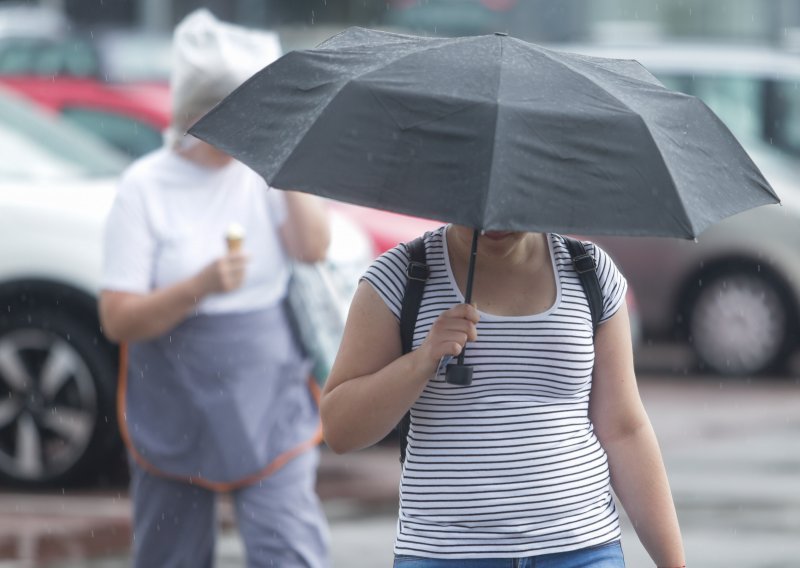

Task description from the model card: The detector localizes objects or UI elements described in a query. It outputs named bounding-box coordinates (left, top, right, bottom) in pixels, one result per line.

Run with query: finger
left=227, top=255, right=250, bottom=268
left=447, top=303, right=481, bottom=323
left=439, top=341, right=463, bottom=357
left=435, top=318, right=478, bottom=340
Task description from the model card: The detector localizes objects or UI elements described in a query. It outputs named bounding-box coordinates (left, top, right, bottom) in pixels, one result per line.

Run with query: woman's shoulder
left=365, top=226, right=444, bottom=281
left=549, top=233, right=614, bottom=262
left=115, top=148, right=179, bottom=202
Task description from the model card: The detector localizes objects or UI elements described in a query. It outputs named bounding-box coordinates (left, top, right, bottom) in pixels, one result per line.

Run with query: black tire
left=686, top=268, right=795, bottom=376
left=0, top=307, right=119, bottom=487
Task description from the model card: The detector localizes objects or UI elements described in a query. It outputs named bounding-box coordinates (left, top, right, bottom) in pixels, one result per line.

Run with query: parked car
left=0, top=5, right=171, bottom=157
left=550, top=42, right=800, bottom=376
left=0, top=89, right=373, bottom=487
left=0, top=75, right=169, bottom=158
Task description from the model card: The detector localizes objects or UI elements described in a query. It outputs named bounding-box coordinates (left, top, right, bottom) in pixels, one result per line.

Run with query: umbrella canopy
left=190, top=27, right=779, bottom=239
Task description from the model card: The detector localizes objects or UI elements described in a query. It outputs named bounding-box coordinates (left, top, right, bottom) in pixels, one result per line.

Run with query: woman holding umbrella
left=321, top=225, right=686, bottom=567
left=187, top=27, right=775, bottom=568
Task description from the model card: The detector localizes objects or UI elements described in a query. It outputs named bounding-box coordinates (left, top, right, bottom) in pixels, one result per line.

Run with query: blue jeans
left=394, top=540, right=624, bottom=567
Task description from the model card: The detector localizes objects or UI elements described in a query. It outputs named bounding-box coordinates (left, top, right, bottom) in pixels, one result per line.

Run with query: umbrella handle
left=445, top=229, right=479, bottom=386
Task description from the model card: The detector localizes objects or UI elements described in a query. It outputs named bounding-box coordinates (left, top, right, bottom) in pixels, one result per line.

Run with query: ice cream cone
left=225, top=223, right=245, bottom=253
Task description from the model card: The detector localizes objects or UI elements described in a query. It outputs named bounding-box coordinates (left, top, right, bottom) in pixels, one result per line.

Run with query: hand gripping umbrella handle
left=445, top=228, right=479, bottom=386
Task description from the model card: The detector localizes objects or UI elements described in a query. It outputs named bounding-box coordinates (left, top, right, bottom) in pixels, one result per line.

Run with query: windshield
left=0, top=90, right=130, bottom=180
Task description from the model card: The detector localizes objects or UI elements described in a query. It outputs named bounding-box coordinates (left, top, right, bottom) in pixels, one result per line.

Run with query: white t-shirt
left=102, top=148, right=289, bottom=314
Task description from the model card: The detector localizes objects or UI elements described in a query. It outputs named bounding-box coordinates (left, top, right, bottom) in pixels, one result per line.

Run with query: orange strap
left=116, top=342, right=323, bottom=492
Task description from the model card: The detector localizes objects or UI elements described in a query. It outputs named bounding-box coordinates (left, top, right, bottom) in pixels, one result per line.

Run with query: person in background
left=99, top=10, right=330, bottom=568
left=321, top=225, right=685, bottom=567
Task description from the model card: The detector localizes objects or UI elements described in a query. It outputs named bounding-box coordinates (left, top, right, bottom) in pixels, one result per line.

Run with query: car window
left=0, top=92, right=129, bottom=179
left=691, top=76, right=762, bottom=145
left=61, top=107, right=164, bottom=158
left=769, top=79, right=800, bottom=157
left=658, top=73, right=762, bottom=146
left=0, top=37, right=97, bottom=77
left=0, top=39, right=37, bottom=74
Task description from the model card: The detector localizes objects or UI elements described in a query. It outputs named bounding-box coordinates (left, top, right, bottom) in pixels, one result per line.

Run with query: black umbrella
left=190, top=27, right=779, bottom=384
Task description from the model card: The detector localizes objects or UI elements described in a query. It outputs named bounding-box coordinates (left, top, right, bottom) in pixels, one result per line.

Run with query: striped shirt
left=361, top=226, right=628, bottom=559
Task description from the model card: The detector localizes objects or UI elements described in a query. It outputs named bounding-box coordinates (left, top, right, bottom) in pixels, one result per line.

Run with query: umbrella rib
left=481, top=35, right=505, bottom=230
left=271, top=35, right=483, bottom=184
left=534, top=48, right=697, bottom=237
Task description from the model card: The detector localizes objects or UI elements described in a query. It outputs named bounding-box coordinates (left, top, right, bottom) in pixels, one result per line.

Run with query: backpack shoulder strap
left=562, top=236, right=603, bottom=335
left=400, top=236, right=429, bottom=354
left=398, top=235, right=428, bottom=464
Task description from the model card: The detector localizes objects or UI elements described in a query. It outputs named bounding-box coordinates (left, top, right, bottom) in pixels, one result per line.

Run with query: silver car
left=554, top=43, right=800, bottom=376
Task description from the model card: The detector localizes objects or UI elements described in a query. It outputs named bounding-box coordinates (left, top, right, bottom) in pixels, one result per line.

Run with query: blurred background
left=0, top=0, right=798, bottom=566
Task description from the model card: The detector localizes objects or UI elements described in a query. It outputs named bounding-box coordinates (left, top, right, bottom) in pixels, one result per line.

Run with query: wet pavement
left=0, top=446, right=402, bottom=567
left=1, top=349, right=799, bottom=567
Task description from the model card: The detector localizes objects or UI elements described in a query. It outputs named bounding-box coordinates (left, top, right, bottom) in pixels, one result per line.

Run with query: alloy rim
left=690, top=274, right=786, bottom=375
left=0, top=329, right=97, bottom=481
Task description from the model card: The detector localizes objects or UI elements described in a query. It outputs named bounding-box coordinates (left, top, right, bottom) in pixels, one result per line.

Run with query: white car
left=553, top=43, right=800, bottom=376
left=0, top=89, right=373, bottom=487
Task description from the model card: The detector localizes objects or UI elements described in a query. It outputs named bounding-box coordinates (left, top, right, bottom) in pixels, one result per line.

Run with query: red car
left=328, top=202, right=441, bottom=256
left=0, top=75, right=169, bottom=158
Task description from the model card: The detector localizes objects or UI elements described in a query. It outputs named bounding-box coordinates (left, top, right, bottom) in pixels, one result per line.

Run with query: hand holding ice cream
left=192, top=223, right=249, bottom=295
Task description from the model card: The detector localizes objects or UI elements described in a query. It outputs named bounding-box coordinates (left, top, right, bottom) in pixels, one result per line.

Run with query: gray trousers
left=129, top=448, right=330, bottom=568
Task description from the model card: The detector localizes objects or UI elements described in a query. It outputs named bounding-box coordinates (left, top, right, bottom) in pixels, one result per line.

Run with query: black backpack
left=397, top=234, right=603, bottom=464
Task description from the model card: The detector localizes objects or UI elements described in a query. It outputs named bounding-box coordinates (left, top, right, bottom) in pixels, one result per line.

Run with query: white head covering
left=166, top=9, right=282, bottom=147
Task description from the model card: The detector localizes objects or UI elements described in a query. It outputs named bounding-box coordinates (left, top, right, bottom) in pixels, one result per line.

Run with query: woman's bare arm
left=321, top=282, right=479, bottom=453
left=589, top=303, right=686, bottom=567
left=279, top=191, right=331, bottom=263
left=99, top=252, right=248, bottom=343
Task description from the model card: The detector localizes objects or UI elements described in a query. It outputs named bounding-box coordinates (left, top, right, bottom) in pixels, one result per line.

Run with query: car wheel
left=0, top=309, right=118, bottom=486
left=688, top=270, right=793, bottom=376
